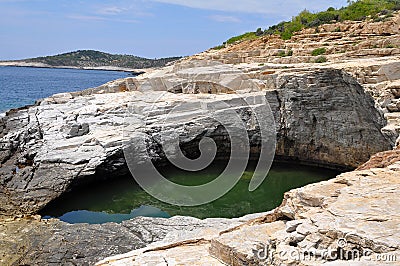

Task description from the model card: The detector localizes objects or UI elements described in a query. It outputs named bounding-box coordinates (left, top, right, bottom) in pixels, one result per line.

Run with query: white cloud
left=68, top=15, right=107, bottom=21
left=67, top=14, right=138, bottom=23
left=96, top=6, right=128, bottom=15
left=210, top=15, right=240, bottom=23
left=150, top=0, right=347, bottom=15
left=92, top=3, right=154, bottom=18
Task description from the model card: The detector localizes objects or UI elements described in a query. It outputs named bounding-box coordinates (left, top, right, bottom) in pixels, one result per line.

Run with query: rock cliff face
left=0, top=64, right=391, bottom=217
left=269, top=69, right=390, bottom=168
left=190, top=12, right=400, bottom=65
left=1, top=12, right=400, bottom=266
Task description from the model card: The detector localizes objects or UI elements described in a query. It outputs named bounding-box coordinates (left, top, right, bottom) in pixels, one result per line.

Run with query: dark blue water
left=0, top=66, right=129, bottom=113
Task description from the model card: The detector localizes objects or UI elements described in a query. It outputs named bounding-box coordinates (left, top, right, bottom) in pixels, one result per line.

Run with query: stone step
left=384, top=112, right=400, bottom=121
left=209, top=221, right=287, bottom=265
left=382, top=112, right=400, bottom=139
left=386, top=99, right=400, bottom=112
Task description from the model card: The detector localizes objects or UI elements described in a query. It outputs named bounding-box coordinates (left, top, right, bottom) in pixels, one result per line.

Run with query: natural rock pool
left=41, top=162, right=339, bottom=224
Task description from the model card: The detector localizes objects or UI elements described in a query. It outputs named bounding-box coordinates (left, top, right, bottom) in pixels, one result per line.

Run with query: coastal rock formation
left=0, top=215, right=255, bottom=265
left=269, top=68, right=391, bottom=168
left=1, top=11, right=400, bottom=266
left=189, top=12, right=400, bottom=65
left=98, top=123, right=400, bottom=265
left=0, top=64, right=391, bottom=217
left=357, top=146, right=400, bottom=171
left=97, top=165, right=400, bottom=265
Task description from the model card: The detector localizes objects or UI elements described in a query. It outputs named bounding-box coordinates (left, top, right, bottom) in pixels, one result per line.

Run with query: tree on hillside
left=256, top=28, right=264, bottom=36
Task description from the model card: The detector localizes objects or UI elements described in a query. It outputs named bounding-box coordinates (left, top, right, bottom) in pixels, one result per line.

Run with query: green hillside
left=14, top=50, right=181, bottom=69
left=214, top=0, right=400, bottom=48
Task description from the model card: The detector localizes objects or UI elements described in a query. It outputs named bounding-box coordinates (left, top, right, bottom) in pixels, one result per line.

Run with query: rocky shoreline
left=1, top=13, right=400, bottom=266
left=0, top=63, right=391, bottom=217
left=0, top=59, right=398, bottom=265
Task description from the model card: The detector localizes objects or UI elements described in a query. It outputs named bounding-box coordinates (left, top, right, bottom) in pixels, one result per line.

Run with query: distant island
left=0, top=50, right=182, bottom=72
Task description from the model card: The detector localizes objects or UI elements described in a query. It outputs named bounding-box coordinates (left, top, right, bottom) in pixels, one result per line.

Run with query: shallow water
left=41, top=162, right=338, bottom=224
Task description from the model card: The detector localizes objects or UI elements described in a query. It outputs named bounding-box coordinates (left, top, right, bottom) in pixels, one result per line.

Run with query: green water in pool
left=41, top=162, right=338, bottom=224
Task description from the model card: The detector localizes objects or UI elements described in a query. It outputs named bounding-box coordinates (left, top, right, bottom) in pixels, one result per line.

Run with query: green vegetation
left=17, top=50, right=181, bottom=69
left=314, top=56, right=328, bottom=63
left=215, top=0, right=400, bottom=46
left=277, top=51, right=286, bottom=57
left=226, top=32, right=258, bottom=45
left=277, top=50, right=294, bottom=57
left=265, top=0, right=400, bottom=40
left=311, top=48, right=327, bottom=56
left=212, top=44, right=226, bottom=50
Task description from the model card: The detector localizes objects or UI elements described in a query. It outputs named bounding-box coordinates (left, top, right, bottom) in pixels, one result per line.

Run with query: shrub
left=340, top=0, right=397, bottom=21
left=316, top=11, right=339, bottom=23
left=212, top=44, right=225, bottom=50
left=314, top=56, right=328, bottom=63
left=380, top=9, right=390, bottom=14
left=277, top=50, right=294, bottom=57
left=277, top=51, right=287, bottom=57
left=226, top=32, right=257, bottom=44
left=311, top=47, right=327, bottom=56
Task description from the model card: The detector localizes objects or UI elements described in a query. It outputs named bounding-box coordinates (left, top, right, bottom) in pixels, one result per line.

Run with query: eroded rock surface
left=0, top=215, right=254, bottom=265
left=1, top=12, right=399, bottom=266
left=97, top=166, right=400, bottom=266
left=0, top=64, right=391, bottom=217
left=188, top=12, right=400, bottom=65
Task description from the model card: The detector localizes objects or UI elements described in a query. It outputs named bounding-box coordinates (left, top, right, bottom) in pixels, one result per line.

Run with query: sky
left=0, top=0, right=348, bottom=60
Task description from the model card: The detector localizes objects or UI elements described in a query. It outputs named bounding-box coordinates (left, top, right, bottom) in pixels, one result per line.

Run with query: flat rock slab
left=0, top=215, right=245, bottom=265
left=209, top=221, right=286, bottom=266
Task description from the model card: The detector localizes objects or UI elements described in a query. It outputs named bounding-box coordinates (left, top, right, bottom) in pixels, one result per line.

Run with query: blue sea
left=0, top=66, right=130, bottom=113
